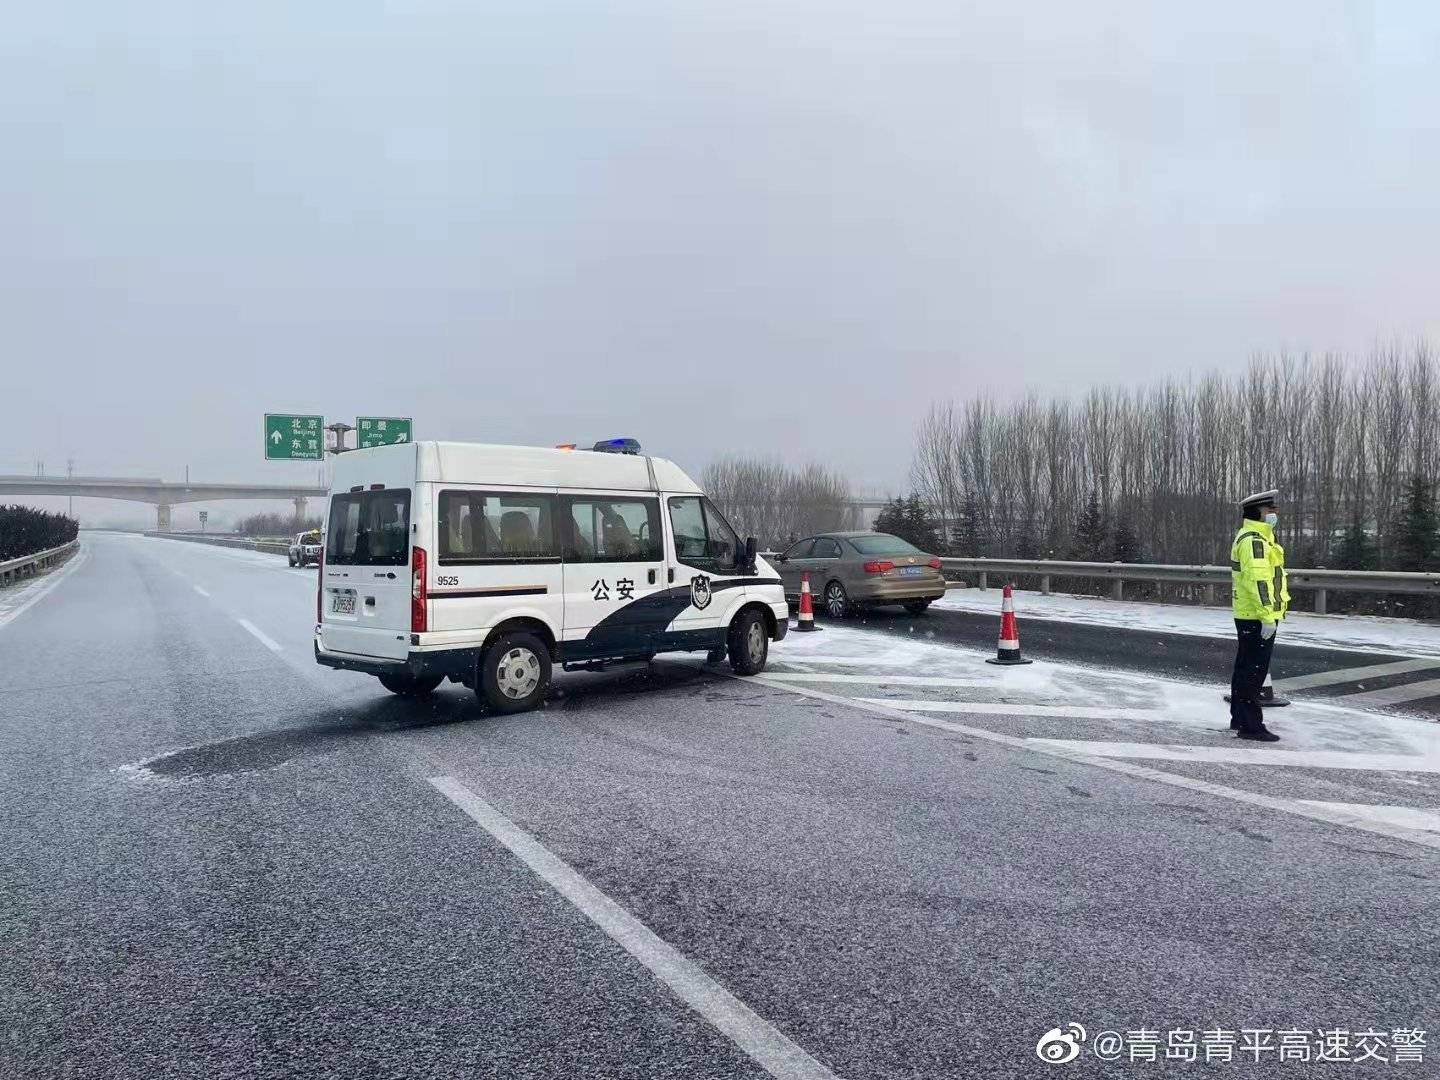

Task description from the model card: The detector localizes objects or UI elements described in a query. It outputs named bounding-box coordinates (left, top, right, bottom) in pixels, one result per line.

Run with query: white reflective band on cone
left=998, top=639, right=1020, bottom=649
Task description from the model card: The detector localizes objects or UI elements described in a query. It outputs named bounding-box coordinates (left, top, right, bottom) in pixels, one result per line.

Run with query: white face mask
left=1264, top=512, right=1279, bottom=527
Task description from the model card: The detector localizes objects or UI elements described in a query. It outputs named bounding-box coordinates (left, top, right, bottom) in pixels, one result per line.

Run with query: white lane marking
left=1334, top=677, right=1440, bottom=707
left=765, top=673, right=989, bottom=688
left=236, top=618, right=282, bottom=653
left=1273, top=659, right=1440, bottom=692
left=1295, top=801, right=1440, bottom=834
left=1027, top=739, right=1440, bottom=774
left=858, top=699, right=1165, bottom=720
left=773, top=655, right=920, bottom=668
left=0, top=548, right=88, bottom=632
left=744, top=674, right=1440, bottom=852
left=427, top=776, right=839, bottom=1080
left=193, top=585, right=210, bottom=598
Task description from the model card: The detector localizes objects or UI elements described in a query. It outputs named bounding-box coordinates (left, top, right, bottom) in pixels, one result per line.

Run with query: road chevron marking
left=742, top=673, right=1440, bottom=853
left=427, top=777, right=840, bottom=1080
left=1272, top=658, right=1440, bottom=692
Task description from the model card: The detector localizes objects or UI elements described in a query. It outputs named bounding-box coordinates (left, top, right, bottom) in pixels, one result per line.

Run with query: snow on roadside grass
left=771, top=618, right=1440, bottom=762
left=935, top=588, right=1440, bottom=659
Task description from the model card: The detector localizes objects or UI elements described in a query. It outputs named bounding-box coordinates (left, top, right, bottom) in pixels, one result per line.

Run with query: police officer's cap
left=1240, top=488, right=1279, bottom=510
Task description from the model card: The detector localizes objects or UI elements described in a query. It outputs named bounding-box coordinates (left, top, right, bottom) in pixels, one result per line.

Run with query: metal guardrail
left=939, top=557, right=1440, bottom=615
left=0, top=539, right=80, bottom=586
left=146, top=532, right=291, bottom=556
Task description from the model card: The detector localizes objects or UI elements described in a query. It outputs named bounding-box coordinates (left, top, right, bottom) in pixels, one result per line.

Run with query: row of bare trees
left=702, top=457, right=856, bottom=548
left=911, top=342, right=1440, bottom=568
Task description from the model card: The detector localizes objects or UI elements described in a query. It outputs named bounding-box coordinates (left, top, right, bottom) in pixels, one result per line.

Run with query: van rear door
left=321, top=487, right=413, bottom=660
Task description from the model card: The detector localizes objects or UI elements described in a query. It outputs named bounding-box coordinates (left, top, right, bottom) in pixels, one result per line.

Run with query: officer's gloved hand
left=1260, top=621, right=1277, bottom=640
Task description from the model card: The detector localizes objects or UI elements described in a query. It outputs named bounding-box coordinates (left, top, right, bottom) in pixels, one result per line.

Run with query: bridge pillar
left=292, top=497, right=307, bottom=524
left=155, top=504, right=172, bottom=532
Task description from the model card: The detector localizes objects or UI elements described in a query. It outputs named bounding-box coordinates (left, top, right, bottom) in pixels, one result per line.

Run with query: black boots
left=1237, top=726, right=1281, bottom=742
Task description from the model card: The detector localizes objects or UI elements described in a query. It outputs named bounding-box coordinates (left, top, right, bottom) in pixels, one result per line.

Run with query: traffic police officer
left=1230, top=489, right=1289, bottom=741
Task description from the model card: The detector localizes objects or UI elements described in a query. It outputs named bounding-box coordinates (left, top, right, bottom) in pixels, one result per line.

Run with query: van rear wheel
left=479, top=633, right=552, bottom=713
left=728, top=610, right=768, bottom=676
left=378, top=672, right=443, bottom=697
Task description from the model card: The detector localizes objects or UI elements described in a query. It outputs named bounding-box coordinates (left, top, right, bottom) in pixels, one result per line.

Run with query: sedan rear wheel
left=824, top=581, right=850, bottom=618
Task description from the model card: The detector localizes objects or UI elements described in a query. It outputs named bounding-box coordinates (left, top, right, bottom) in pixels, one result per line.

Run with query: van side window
left=438, top=491, right=558, bottom=563
left=326, top=490, right=411, bottom=566
left=668, top=496, right=741, bottom=572
left=563, top=498, right=661, bottom=562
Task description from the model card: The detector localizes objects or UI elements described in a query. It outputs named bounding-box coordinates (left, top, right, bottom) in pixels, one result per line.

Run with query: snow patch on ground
left=772, top=620, right=1440, bottom=763
left=935, top=587, right=1440, bottom=658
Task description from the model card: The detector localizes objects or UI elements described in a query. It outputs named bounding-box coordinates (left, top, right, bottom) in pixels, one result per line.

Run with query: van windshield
left=326, top=490, right=411, bottom=566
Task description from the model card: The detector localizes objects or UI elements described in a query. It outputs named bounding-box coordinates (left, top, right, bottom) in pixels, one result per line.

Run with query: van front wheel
left=728, top=610, right=769, bottom=676
left=479, top=633, right=552, bottom=713
left=378, top=672, right=443, bottom=697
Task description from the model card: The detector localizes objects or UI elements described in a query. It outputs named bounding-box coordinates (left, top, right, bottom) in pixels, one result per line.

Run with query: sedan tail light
left=928, top=558, right=942, bottom=570
left=862, top=560, right=895, bottom=574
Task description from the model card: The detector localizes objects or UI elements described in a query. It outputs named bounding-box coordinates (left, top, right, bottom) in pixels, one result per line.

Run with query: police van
left=313, top=439, right=788, bottom=712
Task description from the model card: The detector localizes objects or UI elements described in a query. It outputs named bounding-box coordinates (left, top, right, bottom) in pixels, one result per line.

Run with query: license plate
left=900, top=566, right=924, bottom=577
left=331, top=592, right=356, bottom=615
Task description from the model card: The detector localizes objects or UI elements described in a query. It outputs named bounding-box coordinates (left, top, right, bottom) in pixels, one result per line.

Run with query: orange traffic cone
left=795, top=572, right=818, bottom=631
left=985, top=583, right=1032, bottom=665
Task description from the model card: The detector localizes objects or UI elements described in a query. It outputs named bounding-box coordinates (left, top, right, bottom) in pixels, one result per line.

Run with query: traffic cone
left=986, top=583, right=1032, bottom=665
left=795, top=572, right=818, bottom=632
left=1259, top=671, right=1290, bottom=707
left=1224, top=671, right=1292, bottom=708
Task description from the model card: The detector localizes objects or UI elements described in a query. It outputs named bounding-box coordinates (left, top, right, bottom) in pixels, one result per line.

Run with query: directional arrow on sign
left=270, top=430, right=282, bottom=444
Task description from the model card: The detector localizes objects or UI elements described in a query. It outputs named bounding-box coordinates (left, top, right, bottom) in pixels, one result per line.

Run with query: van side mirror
left=744, top=536, right=758, bottom=573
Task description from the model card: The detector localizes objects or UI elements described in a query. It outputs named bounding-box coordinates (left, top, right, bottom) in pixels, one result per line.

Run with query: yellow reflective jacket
left=1231, top=519, right=1289, bottom=623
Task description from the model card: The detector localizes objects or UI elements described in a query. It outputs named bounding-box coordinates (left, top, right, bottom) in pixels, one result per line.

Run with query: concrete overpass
left=0, top=475, right=328, bottom=531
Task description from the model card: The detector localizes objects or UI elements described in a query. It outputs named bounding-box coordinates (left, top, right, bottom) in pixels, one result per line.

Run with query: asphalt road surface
left=3, top=533, right=1437, bottom=1078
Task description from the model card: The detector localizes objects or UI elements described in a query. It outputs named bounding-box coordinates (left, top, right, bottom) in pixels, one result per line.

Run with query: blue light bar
left=592, top=437, right=642, bottom=455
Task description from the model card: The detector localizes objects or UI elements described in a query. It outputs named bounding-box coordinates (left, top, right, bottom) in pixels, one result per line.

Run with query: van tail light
left=863, top=560, right=895, bottom=574
left=928, top=558, right=943, bottom=570
left=411, top=546, right=428, bottom=633
left=316, top=546, right=324, bottom=623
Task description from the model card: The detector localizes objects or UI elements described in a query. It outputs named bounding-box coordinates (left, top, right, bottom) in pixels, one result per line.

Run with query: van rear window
left=326, top=490, right=411, bottom=566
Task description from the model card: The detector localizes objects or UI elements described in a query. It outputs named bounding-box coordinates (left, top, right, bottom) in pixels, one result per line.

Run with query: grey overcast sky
left=5, top=1, right=1439, bottom=514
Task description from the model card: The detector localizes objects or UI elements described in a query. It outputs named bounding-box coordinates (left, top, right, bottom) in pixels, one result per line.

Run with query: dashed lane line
left=427, top=776, right=841, bottom=1080
left=743, top=673, right=1440, bottom=853
left=1272, top=658, right=1440, bottom=692
left=236, top=618, right=282, bottom=653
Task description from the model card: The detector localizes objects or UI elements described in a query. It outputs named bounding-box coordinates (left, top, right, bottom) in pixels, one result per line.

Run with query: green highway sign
left=356, top=416, right=413, bottom=449
left=264, top=414, right=325, bottom=460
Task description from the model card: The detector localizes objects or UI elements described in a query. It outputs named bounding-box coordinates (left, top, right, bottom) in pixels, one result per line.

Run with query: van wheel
left=728, top=610, right=768, bottom=675
left=288, top=554, right=297, bottom=567
left=479, top=633, right=552, bottom=713
left=378, top=673, right=443, bottom=697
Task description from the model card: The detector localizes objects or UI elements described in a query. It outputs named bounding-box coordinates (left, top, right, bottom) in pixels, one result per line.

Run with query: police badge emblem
left=690, top=574, right=713, bottom=610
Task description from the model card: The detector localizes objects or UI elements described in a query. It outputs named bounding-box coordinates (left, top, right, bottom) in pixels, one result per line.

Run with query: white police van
left=314, top=439, right=788, bottom=712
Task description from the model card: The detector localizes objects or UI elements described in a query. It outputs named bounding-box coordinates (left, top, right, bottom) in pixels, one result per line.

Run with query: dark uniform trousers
left=1229, top=619, right=1275, bottom=732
